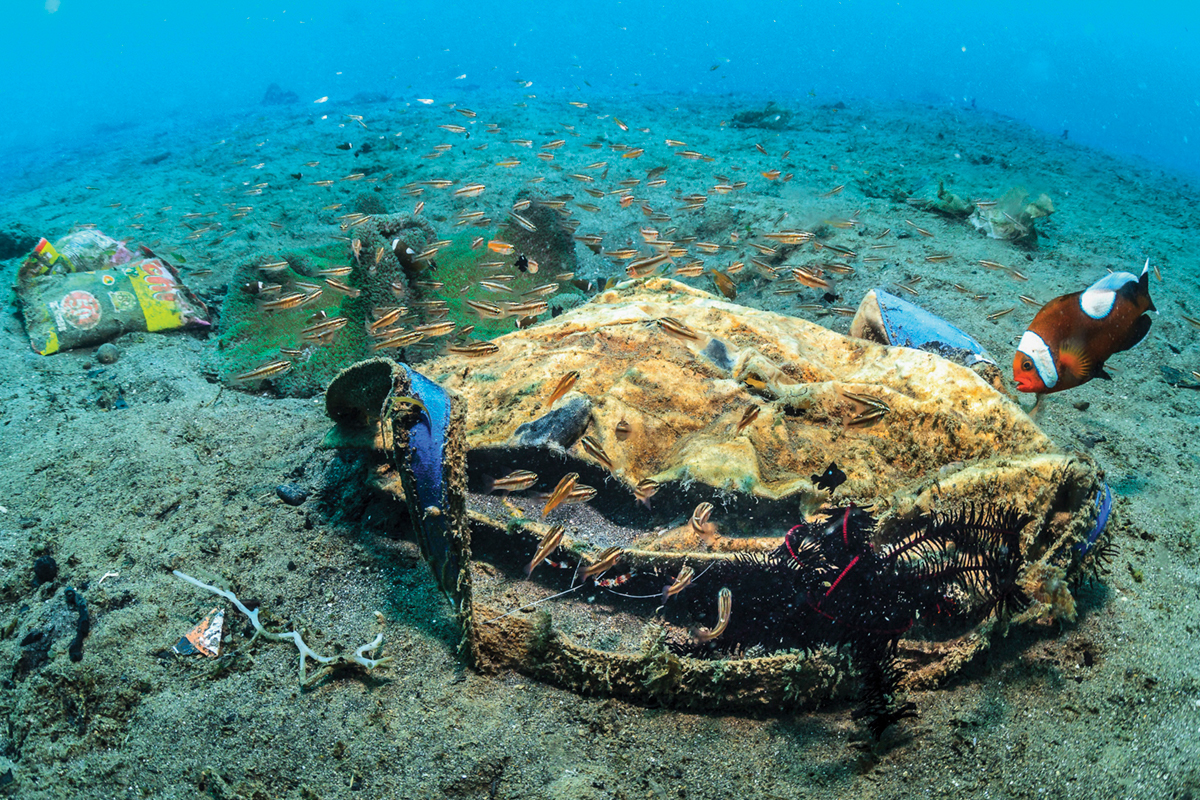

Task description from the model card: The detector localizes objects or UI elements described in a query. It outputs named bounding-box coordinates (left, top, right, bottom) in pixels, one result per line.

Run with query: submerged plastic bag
left=324, top=279, right=1110, bottom=734
left=968, top=186, right=1054, bottom=245
left=16, top=229, right=209, bottom=355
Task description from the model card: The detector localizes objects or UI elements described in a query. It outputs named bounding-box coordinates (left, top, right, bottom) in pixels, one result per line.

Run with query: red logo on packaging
left=60, top=290, right=102, bottom=329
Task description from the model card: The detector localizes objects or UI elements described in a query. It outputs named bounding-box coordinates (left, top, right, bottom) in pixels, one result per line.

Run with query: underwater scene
left=1, top=2, right=1199, bottom=798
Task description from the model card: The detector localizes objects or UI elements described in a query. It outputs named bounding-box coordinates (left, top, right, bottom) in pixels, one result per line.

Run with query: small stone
left=95, top=343, right=120, bottom=364
left=276, top=485, right=308, bottom=506
left=512, top=395, right=592, bottom=448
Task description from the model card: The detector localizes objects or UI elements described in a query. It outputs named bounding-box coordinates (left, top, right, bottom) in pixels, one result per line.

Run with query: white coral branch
left=174, top=569, right=391, bottom=684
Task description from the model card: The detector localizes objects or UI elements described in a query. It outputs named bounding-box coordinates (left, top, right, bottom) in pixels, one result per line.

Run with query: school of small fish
left=91, top=84, right=1116, bottom=388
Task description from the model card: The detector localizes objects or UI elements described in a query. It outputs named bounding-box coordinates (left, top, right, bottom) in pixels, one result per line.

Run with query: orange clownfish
left=1013, top=260, right=1155, bottom=394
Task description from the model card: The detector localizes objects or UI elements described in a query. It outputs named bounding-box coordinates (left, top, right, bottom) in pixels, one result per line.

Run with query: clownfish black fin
left=1117, top=314, right=1153, bottom=353
left=1139, top=260, right=1157, bottom=312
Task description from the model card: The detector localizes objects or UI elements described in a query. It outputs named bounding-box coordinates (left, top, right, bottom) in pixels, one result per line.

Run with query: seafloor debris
left=421, top=277, right=1060, bottom=517
left=324, top=278, right=1108, bottom=738
left=669, top=503, right=1033, bottom=737
left=968, top=186, right=1054, bottom=246
left=16, top=229, right=210, bottom=355
left=172, top=608, right=225, bottom=658
left=173, top=571, right=390, bottom=684
left=731, top=101, right=794, bottom=130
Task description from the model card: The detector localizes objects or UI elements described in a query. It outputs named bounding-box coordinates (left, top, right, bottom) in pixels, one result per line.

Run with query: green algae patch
left=216, top=214, right=435, bottom=397
left=434, top=227, right=513, bottom=339
left=215, top=212, right=585, bottom=397
left=216, top=244, right=362, bottom=397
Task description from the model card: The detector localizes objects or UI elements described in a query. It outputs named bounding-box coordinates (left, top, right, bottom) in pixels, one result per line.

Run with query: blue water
left=2, top=1, right=1198, bottom=178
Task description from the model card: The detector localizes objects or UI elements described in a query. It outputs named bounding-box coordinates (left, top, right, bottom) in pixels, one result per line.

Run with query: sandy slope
left=0, top=91, right=1197, bottom=799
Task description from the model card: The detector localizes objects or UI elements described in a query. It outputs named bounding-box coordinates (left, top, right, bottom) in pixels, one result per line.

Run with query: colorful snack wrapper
left=16, top=230, right=209, bottom=355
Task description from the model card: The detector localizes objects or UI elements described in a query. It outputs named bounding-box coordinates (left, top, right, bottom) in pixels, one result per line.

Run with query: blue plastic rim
left=402, top=364, right=450, bottom=508
left=874, top=289, right=996, bottom=368
left=396, top=363, right=461, bottom=602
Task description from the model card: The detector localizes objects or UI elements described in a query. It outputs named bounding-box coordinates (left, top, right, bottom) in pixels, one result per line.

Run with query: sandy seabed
left=1, top=89, right=1198, bottom=799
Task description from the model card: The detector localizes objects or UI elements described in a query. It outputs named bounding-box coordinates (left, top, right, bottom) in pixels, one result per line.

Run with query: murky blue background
left=2, top=1, right=1197, bottom=175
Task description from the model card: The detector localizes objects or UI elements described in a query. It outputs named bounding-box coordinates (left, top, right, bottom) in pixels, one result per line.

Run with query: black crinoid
left=676, top=503, right=1032, bottom=739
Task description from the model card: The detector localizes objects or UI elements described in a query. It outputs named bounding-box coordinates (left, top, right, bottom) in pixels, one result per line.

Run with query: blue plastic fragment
left=1077, top=483, right=1113, bottom=556
left=874, top=289, right=996, bottom=368
left=403, top=365, right=448, bottom=506
left=395, top=363, right=460, bottom=599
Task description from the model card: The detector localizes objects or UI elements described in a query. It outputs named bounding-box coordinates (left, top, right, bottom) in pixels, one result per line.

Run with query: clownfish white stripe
left=1017, top=330, right=1058, bottom=389
left=1080, top=272, right=1137, bottom=319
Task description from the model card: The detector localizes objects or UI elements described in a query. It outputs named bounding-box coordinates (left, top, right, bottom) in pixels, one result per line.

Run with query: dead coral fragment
left=174, top=570, right=391, bottom=684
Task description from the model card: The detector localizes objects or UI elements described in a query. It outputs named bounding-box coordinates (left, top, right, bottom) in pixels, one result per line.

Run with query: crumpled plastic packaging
left=16, top=229, right=209, bottom=355
left=850, top=288, right=996, bottom=369
left=968, top=186, right=1054, bottom=245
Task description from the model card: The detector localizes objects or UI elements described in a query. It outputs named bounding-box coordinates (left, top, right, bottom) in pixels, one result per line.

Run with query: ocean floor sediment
left=0, top=92, right=1197, bottom=799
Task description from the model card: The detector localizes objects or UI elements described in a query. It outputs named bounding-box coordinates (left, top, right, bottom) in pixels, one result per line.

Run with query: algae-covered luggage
left=324, top=279, right=1111, bottom=735
left=16, top=229, right=209, bottom=355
